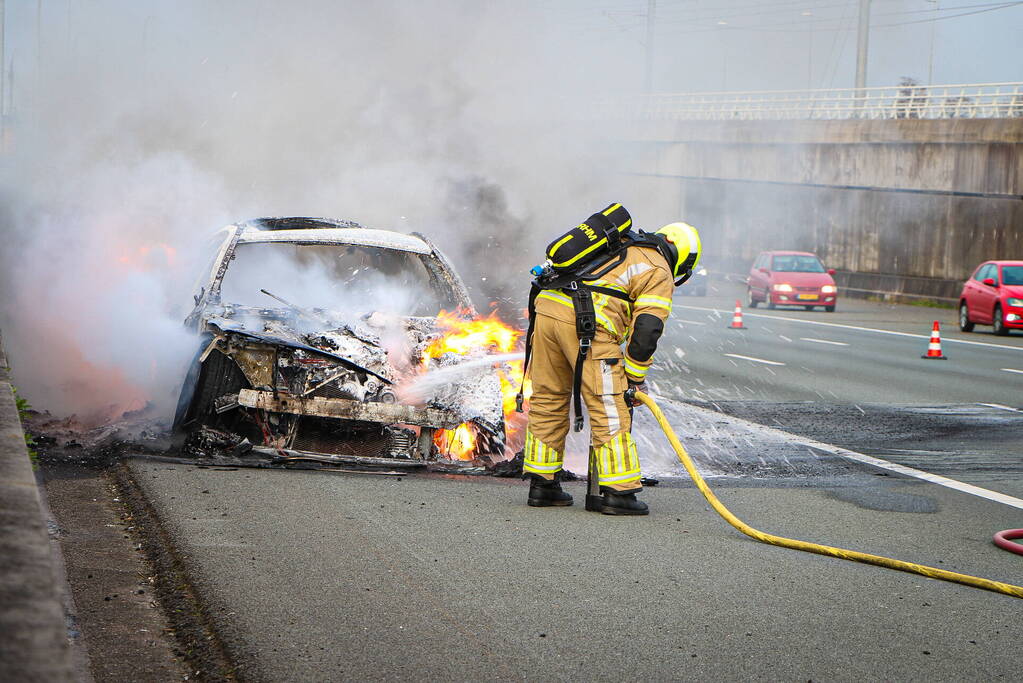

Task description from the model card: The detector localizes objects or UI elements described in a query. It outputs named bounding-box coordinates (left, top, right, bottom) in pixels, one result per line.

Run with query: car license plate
left=797, top=293, right=817, bottom=300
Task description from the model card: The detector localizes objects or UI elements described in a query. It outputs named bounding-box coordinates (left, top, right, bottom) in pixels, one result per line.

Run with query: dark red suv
left=747, top=251, right=837, bottom=311
left=958, top=260, right=1023, bottom=335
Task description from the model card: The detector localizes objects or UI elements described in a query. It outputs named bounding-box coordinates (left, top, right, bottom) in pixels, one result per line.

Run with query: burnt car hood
left=201, top=305, right=506, bottom=433
left=206, top=314, right=393, bottom=385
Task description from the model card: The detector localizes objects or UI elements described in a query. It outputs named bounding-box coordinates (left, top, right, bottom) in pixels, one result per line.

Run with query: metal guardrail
left=639, top=82, right=1023, bottom=121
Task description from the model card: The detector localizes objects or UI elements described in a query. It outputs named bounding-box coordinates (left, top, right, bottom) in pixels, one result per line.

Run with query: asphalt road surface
left=129, top=457, right=1021, bottom=682
left=125, top=280, right=1023, bottom=680
left=667, top=279, right=1023, bottom=406
left=664, top=280, right=1023, bottom=502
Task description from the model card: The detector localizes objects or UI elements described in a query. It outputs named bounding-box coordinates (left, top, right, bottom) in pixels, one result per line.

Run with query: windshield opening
left=218, top=242, right=458, bottom=316
left=772, top=255, right=825, bottom=273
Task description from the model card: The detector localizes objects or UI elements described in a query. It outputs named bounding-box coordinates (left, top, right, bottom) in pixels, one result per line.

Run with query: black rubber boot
left=600, top=488, right=649, bottom=516
left=527, top=478, right=573, bottom=507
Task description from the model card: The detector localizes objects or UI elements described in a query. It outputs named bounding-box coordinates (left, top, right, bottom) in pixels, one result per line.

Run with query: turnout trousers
left=523, top=313, right=642, bottom=491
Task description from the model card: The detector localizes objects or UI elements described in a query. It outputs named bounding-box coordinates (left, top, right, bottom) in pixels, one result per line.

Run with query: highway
left=122, top=280, right=1023, bottom=681
left=665, top=280, right=1023, bottom=406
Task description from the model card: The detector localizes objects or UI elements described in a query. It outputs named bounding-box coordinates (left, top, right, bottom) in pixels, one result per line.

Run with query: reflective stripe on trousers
left=523, top=430, right=564, bottom=476
left=593, top=431, right=642, bottom=488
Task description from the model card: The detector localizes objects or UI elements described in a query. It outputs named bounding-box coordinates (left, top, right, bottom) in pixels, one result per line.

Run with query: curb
left=0, top=330, right=75, bottom=682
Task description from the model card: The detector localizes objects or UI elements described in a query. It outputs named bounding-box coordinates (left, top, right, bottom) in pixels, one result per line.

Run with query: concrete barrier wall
left=625, top=118, right=1023, bottom=300
left=0, top=331, right=74, bottom=682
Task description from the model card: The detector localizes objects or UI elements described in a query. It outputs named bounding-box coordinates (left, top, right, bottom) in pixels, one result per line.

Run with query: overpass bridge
left=623, top=82, right=1023, bottom=302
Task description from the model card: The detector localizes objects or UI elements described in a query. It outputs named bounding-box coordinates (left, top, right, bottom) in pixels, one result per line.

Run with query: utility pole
left=927, top=0, right=938, bottom=85
left=645, top=0, right=655, bottom=93
left=36, top=0, right=41, bottom=85
left=854, top=0, right=871, bottom=90
left=1, top=0, right=5, bottom=143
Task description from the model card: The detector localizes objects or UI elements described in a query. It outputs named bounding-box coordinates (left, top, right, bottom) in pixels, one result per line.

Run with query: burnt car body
left=173, top=217, right=506, bottom=467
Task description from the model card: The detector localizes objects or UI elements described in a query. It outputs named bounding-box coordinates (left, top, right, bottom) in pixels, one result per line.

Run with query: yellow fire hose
left=633, top=391, right=1023, bottom=600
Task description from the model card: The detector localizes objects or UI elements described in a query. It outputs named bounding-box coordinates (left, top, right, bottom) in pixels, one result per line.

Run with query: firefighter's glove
left=624, top=381, right=645, bottom=407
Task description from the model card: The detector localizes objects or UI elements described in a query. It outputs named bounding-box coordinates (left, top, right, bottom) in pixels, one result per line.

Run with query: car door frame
left=184, top=226, right=241, bottom=331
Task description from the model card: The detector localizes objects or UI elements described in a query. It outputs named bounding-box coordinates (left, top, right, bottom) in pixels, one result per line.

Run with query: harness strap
left=573, top=345, right=587, bottom=432
left=582, top=284, right=632, bottom=301
left=592, top=213, right=623, bottom=256
left=571, top=287, right=597, bottom=432
left=515, top=283, right=541, bottom=413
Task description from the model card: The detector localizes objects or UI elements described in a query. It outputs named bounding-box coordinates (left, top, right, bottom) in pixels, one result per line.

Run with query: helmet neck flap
left=647, top=232, right=694, bottom=287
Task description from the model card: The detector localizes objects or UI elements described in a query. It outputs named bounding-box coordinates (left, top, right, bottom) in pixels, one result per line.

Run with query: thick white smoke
left=0, top=0, right=673, bottom=422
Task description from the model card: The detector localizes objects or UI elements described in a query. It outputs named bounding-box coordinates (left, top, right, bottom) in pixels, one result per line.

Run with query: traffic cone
left=921, top=320, right=947, bottom=359
left=728, top=300, right=747, bottom=329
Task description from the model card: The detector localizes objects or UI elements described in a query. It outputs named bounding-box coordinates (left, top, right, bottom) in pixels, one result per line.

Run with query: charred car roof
left=236, top=227, right=433, bottom=254
left=227, top=216, right=434, bottom=254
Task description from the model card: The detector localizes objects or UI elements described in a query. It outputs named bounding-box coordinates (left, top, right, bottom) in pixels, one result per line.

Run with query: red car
left=958, top=260, right=1023, bottom=335
left=747, top=251, right=837, bottom=311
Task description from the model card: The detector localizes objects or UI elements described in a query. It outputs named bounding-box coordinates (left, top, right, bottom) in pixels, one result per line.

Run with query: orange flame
left=116, top=243, right=177, bottom=270
left=435, top=422, right=478, bottom=460
left=420, top=309, right=520, bottom=363
left=420, top=309, right=529, bottom=460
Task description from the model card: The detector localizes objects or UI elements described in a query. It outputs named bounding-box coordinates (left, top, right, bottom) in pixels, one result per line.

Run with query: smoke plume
left=0, top=1, right=669, bottom=422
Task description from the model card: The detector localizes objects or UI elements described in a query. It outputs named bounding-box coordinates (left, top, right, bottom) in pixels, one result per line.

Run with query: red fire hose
left=993, top=529, right=1023, bottom=556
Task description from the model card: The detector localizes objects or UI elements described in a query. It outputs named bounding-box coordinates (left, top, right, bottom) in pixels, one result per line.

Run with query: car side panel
left=974, top=264, right=999, bottom=324
left=748, top=254, right=768, bottom=301
left=961, top=266, right=981, bottom=322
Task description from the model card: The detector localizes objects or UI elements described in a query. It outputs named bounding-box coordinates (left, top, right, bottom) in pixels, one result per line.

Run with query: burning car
left=173, top=217, right=521, bottom=468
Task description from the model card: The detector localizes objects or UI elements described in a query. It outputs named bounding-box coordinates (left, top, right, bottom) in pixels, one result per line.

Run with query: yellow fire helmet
left=655, top=222, right=702, bottom=285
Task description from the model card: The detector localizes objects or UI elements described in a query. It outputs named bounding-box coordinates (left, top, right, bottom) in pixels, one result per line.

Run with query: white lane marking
left=799, top=337, right=849, bottom=347
left=805, top=447, right=1023, bottom=510
left=674, top=319, right=707, bottom=326
left=816, top=446, right=1023, bottom=510
left=674, top=304, right=1023, bottom=353
left=723, top=353, right=786, bottom=366
left=978, top=402, right=1023, bottom=413
left=1001, top=368, right=1023, bottom=375
left=676, top=400, right=1023, bottom=511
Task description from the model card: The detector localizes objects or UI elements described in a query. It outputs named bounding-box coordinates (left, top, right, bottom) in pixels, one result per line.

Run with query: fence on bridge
left=639, top=82, right=1023, bottom=121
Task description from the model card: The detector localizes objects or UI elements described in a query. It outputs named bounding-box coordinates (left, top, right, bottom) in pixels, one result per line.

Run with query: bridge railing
left=639, top=82, right=1023, bottom=121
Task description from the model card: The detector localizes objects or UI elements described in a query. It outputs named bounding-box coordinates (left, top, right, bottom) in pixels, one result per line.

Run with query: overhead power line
left=567, top=0, right=857, bottom=31
left=569, top=0, right=1023, bottom=34
left=641, top=0, right=1023, bottom=34
left=874, top=1, right=1023, bottom=27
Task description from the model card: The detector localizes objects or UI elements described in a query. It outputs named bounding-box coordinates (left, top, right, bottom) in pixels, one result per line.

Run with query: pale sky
left=2, top=0, right=1021, bottom=113
left=548, top=0, right=1023, bottom=92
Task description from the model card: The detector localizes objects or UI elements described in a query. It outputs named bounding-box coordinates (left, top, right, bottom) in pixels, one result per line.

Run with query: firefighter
left=523, top=221, right=702, bottom=515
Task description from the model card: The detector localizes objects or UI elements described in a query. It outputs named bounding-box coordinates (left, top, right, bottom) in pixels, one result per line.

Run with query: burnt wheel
left=959, top=303, right=974, bottom=332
